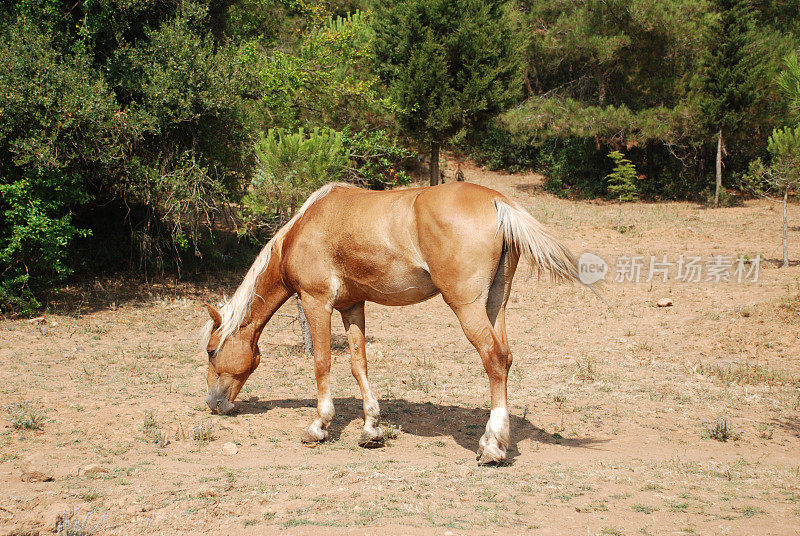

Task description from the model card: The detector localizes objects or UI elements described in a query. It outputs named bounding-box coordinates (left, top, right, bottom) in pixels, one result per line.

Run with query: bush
left=606, top=151, right=639, bottom=202
left=0, top=177, right=90, bottom=314
left=243, top=127, right=348, bottom=231
left=342, top=128, right=415, bottom=189
left=467, top=125, right=540, bottom=173
left=0, top=21, right=119, bottom=313
left=539, top=138, right=611, bottom=198
left=701, top=185, right=737, bottom=207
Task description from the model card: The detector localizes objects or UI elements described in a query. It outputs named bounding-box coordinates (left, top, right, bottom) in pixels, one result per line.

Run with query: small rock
left=657, top=297, right=673, bottom=307
left=366, top=343, right=384, bottom=361
left=78, top=464, right=108, bottom=477
left=196, top=484, right=217, bottom=498
left=27, top=316, right=47, bottom=325
left=20, top=454, right=54, bottom=482
left=222, top=442, right=239, bottom=455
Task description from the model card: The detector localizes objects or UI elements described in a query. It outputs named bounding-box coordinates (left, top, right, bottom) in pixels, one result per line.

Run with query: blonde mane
left=201, top=182, right=352, bottom=349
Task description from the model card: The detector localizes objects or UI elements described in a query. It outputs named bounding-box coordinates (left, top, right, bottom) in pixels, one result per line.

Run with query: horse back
left=279, top=183, right=506, bottom=308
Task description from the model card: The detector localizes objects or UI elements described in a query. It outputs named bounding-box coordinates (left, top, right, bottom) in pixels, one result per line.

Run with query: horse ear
left=205, top=304, right=222, bottom=329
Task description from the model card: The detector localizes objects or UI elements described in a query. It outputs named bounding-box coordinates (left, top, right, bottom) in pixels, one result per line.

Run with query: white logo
left=578, top=252, right=607, bottom=285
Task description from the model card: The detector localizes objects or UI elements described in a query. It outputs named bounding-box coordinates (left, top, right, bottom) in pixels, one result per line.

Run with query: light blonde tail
left=494, top=199, right=580, bottom=283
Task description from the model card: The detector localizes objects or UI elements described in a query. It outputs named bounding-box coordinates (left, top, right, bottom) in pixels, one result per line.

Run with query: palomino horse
left=202, top=182, right=579, bottom=464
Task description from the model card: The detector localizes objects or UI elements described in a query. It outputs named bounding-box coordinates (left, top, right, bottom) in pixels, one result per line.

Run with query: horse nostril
left=206, top=392, right=234, bottom=414
left=216, top=398, right=235, bottom=415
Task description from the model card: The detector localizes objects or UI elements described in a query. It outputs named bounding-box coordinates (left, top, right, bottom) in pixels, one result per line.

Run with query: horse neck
left=246, top=262, right=293, bottom=341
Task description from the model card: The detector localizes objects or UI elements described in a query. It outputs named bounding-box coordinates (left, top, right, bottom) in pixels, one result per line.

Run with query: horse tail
left=494, top=198, right=580, bottom=284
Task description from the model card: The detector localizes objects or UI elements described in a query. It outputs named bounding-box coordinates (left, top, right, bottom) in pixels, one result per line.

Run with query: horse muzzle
left=205, top=390, right=235, bottom=415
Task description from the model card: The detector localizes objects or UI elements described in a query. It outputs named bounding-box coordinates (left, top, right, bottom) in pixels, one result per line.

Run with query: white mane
left=201, top=182, right=351, bottom=349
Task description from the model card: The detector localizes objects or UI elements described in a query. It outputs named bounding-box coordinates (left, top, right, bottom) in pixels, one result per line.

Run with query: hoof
left=358, top=428, right=385, bottom=449
left=476, top=444, right=507, bottom=466
left=301, top=428, right=328, bottom=445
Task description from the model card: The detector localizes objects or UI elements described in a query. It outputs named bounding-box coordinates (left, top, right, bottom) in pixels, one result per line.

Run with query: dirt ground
left=2, top=164, right=800, bottom=536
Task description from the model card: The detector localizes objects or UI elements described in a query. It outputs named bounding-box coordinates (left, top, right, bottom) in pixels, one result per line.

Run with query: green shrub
left=539, top=138, right=611, bottom=198
left=243, top=127, right=348, bottom=231
left=0, top=177, right=90, bottom=314
left=0, top=21, right=117, bottom=313
left=467, top=125, right=540, bottom=173
left=707, top=418, right=742, bottom=442
left=341, top=128, right=415, bottom=189
left=606, top=151, right=639, bottom=232
left=606, top=151, right=639, bottom=202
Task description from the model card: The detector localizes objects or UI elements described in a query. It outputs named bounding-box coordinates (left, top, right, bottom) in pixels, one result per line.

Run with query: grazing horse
left=201, top=181, right=580, bottom=464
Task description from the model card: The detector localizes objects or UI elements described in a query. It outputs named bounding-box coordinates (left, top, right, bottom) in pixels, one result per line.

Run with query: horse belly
left=342, top=260, right=438, bottom=307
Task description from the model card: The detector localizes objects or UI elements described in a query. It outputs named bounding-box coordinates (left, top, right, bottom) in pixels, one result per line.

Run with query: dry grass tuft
left=7, top=403, right=44, bottom=430
left=692, top=360, right=797, bottom=387
left=192, top=421, right=214, bottom=443
left=142, top=411, right=169, bottom=448
left=56, top=508, right=104, bottom=536
left=707, top=418, right=742, bottom=442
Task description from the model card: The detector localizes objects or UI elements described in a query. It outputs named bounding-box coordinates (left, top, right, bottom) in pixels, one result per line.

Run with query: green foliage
left=466, top=125, right=540, bottom=173
left=746, top=126, right=800, bottom=197
left=606, top=151, right=639, bottom=232
left=255, top=9, right=384, bottom=128
left=538, top=138, right=611, bottom=199
left=243, top=128, right=348, bottom=230
left=777, top=52, right=800, bottom=122
left=0, top=178, right=90, bottom=313
left=372, top=0, right=520, bottom=143
left=341, top=129, right=415, bottom=189
left=768, top=126, right=800, bottom=162
left=481, top=0, right=796, bottom=198
left=744, top=51, right=800, bottom=200
left=696, top=0, right=760, bottom=135
left=606, top=151, right=639, bottom=202
left=522, top=0, right=706, bottom=110
left=0, top=20, right=118, bottom=313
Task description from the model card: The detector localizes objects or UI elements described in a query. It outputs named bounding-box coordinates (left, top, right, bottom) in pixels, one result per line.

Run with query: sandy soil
left=1, top=163, right=799, bottom=536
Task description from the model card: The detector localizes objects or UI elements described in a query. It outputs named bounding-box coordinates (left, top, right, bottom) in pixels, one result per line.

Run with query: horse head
left=203, top=304, right=261, bottom=414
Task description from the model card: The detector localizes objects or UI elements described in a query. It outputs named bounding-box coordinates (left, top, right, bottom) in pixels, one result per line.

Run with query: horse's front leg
left=341, top=303, right=384, bottom=448
left=299, top=295, right=334, bottom=444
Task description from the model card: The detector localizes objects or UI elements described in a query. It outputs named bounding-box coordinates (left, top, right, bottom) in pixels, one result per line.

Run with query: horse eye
left=207, top=350, right=216, bottom=360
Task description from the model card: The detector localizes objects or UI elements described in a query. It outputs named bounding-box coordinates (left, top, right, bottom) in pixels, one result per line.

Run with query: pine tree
left=606, top=151, right=639, bottom=233
left=744, top=53, right=800, bottom=267
left=372, top=0, right=519, bottom=186
left=697, top=0, right=759, bottom=207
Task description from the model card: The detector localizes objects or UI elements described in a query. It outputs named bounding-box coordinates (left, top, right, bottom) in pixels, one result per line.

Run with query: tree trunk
left=714, top=129, right=723, bottom=208
left=296, top=294, right=313, bottom=355
left=783, top=188, right=789, bottom=268
left=429, top=141, right=440, bottom=186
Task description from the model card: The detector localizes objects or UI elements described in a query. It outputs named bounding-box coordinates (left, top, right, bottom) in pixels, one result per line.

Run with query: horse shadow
left=233, top=396, right=609, bottom=463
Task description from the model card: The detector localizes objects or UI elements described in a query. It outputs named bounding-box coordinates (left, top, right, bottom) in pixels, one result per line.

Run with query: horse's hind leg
left=299, top=294, right=335, bottom=444
left=341, top=303, right=383, bottom=448
left=487, top=248, right=518, bottom=372
left=449, top=300, right=512, bottom=465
